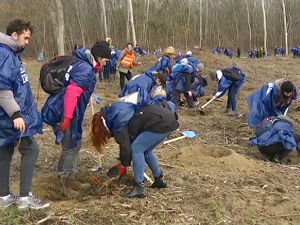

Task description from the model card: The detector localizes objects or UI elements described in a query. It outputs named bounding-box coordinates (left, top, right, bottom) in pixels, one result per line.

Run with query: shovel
left=199, top=97, right=215, bottom=115
left=163, top=130, right=197, bottom=144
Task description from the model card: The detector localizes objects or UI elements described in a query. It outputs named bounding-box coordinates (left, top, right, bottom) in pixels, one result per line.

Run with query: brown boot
left=60, top=178, right=80, bottom=198
left=68, top=175, right=91, bottom=191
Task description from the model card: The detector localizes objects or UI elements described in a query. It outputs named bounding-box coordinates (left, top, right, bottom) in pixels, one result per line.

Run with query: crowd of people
left=0, top=19, right=298, bottom=210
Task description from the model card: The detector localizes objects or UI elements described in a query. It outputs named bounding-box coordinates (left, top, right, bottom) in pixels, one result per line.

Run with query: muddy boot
left=150, top=174, right=167, bottom=189
left=69, top=175, right=91, bottom=191
left=123, top=182, right=146, bottom=198
left=60, top=178, right=79, bottom=198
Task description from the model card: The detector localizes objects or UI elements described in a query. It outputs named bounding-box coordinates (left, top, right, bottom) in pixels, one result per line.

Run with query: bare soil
left=1, top=50, right=299, bottom=225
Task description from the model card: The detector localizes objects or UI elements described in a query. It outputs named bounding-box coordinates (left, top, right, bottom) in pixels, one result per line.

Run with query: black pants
left=171, top=88, right=195, bottom=108
left=119, top=71, right=132, bottom=90
left=258, top=142, right=290, bottom=162
left=0, top=136, right=39, bottom=197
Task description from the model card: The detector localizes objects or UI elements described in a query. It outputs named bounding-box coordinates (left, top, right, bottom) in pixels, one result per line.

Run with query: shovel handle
left=200, top=97, right=215, bottom=110
left=163, top=135, right=186, bottom=144
left=144, top=172, right=153, bottom=184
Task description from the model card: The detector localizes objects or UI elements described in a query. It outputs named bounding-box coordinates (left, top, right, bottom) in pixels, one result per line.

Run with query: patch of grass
left=0, top=208, right=31, bottom=225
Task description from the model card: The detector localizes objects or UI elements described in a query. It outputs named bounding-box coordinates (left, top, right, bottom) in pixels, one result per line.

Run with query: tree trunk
left=73, top=0, right=86, bottom=47
left=281, top=0, right=288, bottom=55
left=232, top=0, right=240, bottom=47
left=199, top=0, right=202, bottom=47
left=262, top=0, right=267, bottom=55
left=127, top=0, right=137, bottom=46
left=245, top=0, right=252, bottom=49
left=101, top=0, right=108, bottom=38
left=55, top=0, right=65, bottom=55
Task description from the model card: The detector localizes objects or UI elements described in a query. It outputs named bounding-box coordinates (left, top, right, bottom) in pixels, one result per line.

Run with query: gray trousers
left=58, top=123, right=82, bottom=179
left=0, top=136, right=39, bottom=197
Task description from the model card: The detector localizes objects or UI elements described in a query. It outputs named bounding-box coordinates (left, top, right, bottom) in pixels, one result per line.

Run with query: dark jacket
left=113, top=104, right=178, bottom=166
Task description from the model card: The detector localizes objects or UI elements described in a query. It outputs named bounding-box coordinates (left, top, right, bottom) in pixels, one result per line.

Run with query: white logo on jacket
left=20, top=67, right=29, bottom=83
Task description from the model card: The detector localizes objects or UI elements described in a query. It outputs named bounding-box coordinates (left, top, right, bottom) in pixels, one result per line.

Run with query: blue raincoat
left=247, top=81, right=297, bottom=128
left=0, top=44, right=43, bottom=147
left=146, top=55, right=173, bottom=75
left=119, top=55, right=173, bottom=97
left=41, top=48, right=96, bottom=147
left=250, top=120, right=297, bottom=150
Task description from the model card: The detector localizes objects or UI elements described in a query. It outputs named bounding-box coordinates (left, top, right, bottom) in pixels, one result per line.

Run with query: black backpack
left=222, top=68, right=242, bottom=81
left=40, top=56, right=80, bottom=95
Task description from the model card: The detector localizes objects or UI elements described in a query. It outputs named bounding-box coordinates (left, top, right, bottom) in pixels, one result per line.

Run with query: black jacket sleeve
left=185, top=73, right=193, bottom=91
left=113, top=126, right=132, bottom=167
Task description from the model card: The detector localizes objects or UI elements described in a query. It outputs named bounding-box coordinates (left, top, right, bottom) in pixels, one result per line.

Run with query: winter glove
left=59, top=118, right=71, bottom=131
left=107, top=163, right=127, bottom=179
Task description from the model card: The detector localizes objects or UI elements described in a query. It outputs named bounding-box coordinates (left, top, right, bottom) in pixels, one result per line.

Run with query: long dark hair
left=90, top=112, right=112, bottom=154
left=276, top=81, right=294, bottom=107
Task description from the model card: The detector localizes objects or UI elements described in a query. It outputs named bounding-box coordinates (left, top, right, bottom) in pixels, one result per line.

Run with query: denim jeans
left=226, top=83, right=242, bottom=111
left=58, top=123, right=82, bottom=178
left=131, top=131, right=170, bottom=184
left=0, top=136, right=39, bottom=197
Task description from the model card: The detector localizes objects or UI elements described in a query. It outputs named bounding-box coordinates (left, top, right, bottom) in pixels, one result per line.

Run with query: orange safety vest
left=121, top=50, right=135, bottom=67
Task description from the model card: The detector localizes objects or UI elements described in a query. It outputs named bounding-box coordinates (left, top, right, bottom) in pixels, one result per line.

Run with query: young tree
left=262, top=0, right=267, bottom=55
left=127, top=0, right=137, bottom=46
left=101, top=0, right=108, bottom=38
left=281, top=0, right=288, bottom=55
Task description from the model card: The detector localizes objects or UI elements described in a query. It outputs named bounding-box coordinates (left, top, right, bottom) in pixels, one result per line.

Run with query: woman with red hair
left=91, top=100, right=178, bottom=198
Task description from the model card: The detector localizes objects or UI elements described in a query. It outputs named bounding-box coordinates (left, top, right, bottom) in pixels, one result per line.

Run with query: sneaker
left=18, top=192, right=50, bottom=210
left=0, top=194, right=19, bottom=208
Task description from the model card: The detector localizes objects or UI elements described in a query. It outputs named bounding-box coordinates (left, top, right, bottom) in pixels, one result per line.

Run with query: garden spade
left=163, top=130, right=197, bottom=144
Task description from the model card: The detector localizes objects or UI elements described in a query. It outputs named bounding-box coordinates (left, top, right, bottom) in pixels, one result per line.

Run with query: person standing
left=0, top=19, right=50, bottom=210
left=116, top=43, right=141, bottom=90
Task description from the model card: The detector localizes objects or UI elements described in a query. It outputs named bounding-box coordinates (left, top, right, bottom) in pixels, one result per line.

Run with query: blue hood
left=75, top=48, right=93, bottom=65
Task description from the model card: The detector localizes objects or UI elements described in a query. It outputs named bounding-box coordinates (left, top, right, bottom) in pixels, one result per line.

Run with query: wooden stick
left=90, top=96, right=95, bottom=115
left=163, top=135, right=186, bottom=144
left=200, top=97, right=215, bottom=110
left=143, top=172, right=153, bottom=184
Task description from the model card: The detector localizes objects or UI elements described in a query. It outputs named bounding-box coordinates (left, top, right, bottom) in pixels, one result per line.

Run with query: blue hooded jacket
left=41, top=48, right=96, bottom=147
left=146, top=55, right=173, bottom=75
left=247, top=80, right=297, bottom=128
left=119, top=55, right=173, bottom=98
left=101, top=88, right=152, bottom=133
left=0, top=43, right=43, bottom=147
left=250, top=120, right=297, bottom=150
left=214, top=66, right=246, bottom=98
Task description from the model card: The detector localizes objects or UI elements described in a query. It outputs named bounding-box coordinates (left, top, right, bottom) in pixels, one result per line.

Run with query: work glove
left=59, top=118, right=71, bottom=131
left=107, top=163, right=127, bottom=179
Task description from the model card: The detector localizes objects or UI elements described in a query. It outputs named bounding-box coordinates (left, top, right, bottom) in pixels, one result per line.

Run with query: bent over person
left=91, top=95, right=178, bottom=198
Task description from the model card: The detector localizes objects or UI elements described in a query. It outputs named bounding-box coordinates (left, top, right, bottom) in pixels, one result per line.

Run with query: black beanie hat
left=91, top=40, right=111, bottom=59
left=281, top=81, right=294, bottom=92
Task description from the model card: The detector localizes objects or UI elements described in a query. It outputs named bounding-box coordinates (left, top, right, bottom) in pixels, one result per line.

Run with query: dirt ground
left=1, top=50, right=299, bottom=225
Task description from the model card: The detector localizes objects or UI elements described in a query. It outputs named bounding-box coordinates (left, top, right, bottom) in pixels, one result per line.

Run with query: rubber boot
left=60, top=178, right=79, bottom=198
left=150, top=174, right=167, bottom=189
left=69, top=175, right=91, bottom=191
left=123, top=182, right=146, bottom=198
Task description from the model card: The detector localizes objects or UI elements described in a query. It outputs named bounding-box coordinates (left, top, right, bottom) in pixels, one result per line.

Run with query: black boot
left=123, top=182, right=146, bottom=198
left=151, top=174, right=167, bottom=189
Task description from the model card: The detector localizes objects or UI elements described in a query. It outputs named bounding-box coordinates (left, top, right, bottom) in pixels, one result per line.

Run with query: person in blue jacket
left=249, top=115, right=299, bottom=163
left=90, top=90, right=178, bottom=198
left=247, top=79, right=297, bottom=128
left=0, top=19, right=50, bottom=210
left=41, top=41, right=111, bottom=197
left=210, top=66, right=246, bottom=117
left=119, top=46, right=176, bottom=98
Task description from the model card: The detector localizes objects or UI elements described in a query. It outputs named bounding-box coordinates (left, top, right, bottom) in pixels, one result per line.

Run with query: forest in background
left=0, top=0, right=299, bottom=57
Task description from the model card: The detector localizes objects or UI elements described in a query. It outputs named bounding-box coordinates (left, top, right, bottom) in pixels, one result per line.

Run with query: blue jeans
left=226, top=84, right=241, bottom=111
left=131, top=131, right=171, bottom=184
